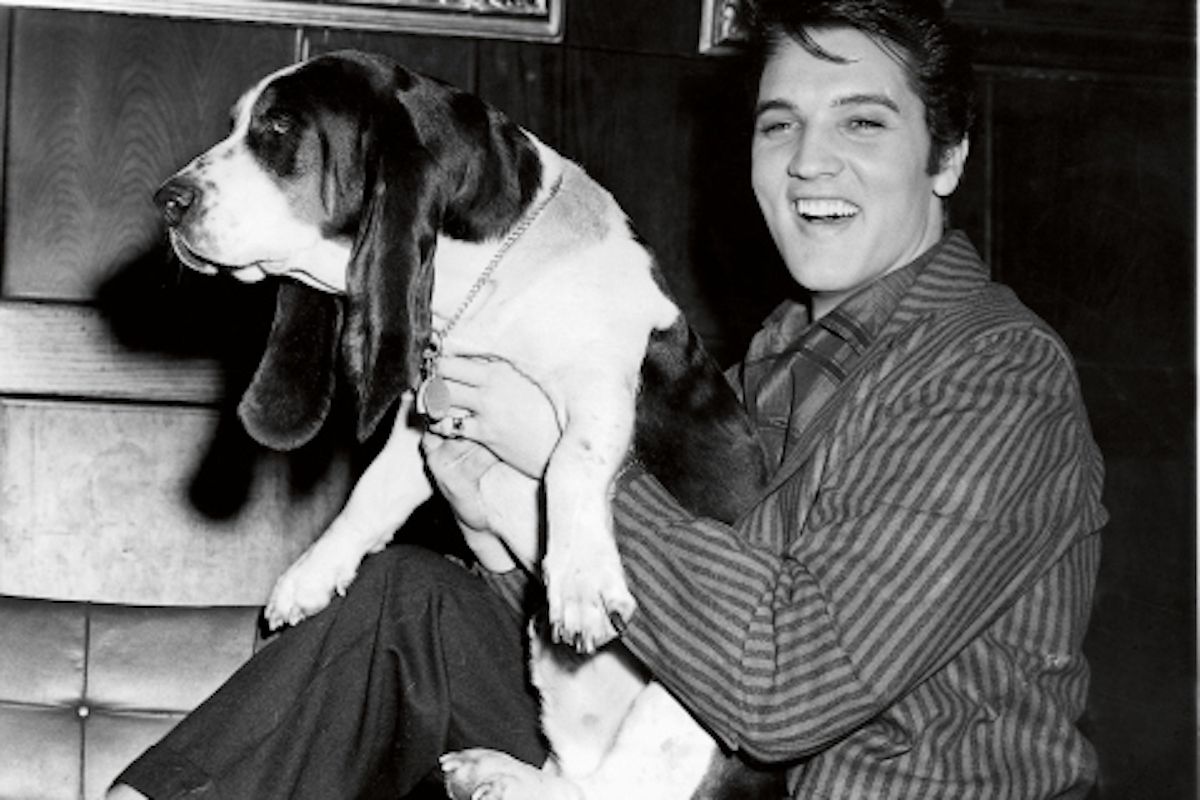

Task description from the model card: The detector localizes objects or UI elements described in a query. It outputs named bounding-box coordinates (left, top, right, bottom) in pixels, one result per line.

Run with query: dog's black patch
left=633, top=316, right=768, bottom=524
left=440, top=90, right=542, bottom=242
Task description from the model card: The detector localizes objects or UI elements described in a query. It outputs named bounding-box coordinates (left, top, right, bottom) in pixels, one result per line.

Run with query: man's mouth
left=793, top=198, right=860, bottom=223
left=168, top=230, right=267, bottom=283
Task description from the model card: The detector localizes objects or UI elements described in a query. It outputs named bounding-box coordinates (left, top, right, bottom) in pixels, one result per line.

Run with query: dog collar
left=416, top=174, right=565, bottom=421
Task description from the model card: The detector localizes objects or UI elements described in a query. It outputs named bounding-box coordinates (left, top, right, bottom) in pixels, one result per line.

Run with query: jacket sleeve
left=612, top=325, right=1105, bottom=762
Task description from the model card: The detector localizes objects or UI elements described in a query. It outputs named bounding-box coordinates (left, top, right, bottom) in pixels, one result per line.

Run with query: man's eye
left=757, top=119, right=796, bottom=136
left=846, top=117, right=886, bottom=132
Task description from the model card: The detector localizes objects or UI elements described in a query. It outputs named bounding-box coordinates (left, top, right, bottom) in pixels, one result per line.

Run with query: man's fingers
left=434, top=354, right=493, bottom=387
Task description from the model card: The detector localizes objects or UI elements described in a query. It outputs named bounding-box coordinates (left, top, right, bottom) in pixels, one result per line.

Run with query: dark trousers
left=116, top=544, right=546, bottom=799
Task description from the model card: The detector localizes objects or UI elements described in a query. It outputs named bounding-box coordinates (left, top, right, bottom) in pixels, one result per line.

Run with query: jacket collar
left=880, top=229, right=990, bottom=338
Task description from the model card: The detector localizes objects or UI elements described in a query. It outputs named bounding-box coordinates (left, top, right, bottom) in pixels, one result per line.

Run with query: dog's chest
left=430, top=229, right=679, bottom=380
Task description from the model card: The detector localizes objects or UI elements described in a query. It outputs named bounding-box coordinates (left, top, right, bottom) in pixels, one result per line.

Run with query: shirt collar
left=746, top=233, right=949, bottom=365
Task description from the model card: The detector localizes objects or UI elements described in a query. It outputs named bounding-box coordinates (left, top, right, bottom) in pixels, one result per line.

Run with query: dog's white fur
left=163, top=60, right=728, bottom=800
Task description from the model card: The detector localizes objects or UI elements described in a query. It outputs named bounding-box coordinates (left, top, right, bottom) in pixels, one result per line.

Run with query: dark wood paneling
left=2, top=9, right=296, bottom=300
left=476, top=40, right=564, bottom=148
left=566, top=0, right=702, bottom=57
left=990, top=76, right=1194, bottom=370
left=1083, top=454, right=1196, bottom=798
left=952, top=0, right=1194, bottom=77
left=305, top=28, right=476, bottom=88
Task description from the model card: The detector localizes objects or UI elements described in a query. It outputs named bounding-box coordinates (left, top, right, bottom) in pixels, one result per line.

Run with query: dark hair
left=744, top=0, right=976, bottom=174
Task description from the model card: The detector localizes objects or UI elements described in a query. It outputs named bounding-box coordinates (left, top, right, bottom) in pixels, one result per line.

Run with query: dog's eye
left=263, top=114, right=294, bottom=137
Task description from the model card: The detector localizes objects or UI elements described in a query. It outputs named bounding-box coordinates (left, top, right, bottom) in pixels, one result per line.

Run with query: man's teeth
left=795, top=199, right=859, bottom=220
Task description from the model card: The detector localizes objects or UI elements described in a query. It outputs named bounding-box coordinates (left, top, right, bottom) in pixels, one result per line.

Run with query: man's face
left=751, top=27, right=966, bottom=316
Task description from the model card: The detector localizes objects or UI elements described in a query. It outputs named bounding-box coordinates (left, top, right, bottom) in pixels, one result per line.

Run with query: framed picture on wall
left=699, top=0, right=747, bottom=54
left=0, top=0, right=563, bottom=41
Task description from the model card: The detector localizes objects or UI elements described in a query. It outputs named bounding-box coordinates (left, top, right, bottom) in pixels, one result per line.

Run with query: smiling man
left=750, top=23, right=967, bottom=319
left=588, top=1, right=1108, bottom=796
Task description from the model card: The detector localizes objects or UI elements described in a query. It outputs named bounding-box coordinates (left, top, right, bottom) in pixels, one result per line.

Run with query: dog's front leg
left=265, top=395, right=433, bottom=628
left=541, top=376, right=638, bottom=652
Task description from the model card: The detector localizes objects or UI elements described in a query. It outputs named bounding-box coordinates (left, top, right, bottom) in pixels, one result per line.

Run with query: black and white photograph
left=0, top=0, right=1192, bottom=797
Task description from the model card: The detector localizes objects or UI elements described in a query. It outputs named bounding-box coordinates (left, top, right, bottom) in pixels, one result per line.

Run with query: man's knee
left=353, top=544, right=485, bottom=611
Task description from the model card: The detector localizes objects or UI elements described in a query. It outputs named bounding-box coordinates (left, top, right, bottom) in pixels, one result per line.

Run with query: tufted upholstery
left=0, top=597, right=263, bottom=799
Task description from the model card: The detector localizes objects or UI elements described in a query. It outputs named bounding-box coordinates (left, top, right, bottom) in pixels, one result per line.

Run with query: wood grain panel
left=0, top=397, right=351, bottom=605
left=0, top=300, right=224, bottom=403
left=3, top=9, right=297, bottom=300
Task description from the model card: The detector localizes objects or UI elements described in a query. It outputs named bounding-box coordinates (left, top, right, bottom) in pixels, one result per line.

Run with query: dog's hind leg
left=441, top=681, right=715, bottom=800
left=441, top=750, right=582, bottom=800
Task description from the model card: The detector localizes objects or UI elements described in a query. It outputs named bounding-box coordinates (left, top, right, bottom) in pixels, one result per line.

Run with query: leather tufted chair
left=0, top=596, right=263, bottom=799
left=0, top=396, right=348, bottom=800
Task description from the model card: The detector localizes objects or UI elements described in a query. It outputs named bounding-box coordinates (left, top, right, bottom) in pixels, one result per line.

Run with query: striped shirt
left=611, top=232, right=1106, bottom=798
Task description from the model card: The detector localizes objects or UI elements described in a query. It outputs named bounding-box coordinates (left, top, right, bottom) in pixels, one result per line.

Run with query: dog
left=155, top=50, right=779, bottom=799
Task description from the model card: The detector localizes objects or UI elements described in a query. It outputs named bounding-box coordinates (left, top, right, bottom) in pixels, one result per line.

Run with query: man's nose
left=154, top=178, right=198, bottom=227
left=787, top=129, right=842, bottom=180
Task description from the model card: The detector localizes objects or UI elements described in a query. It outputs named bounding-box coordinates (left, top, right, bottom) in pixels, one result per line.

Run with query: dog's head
left=155, top=51, right=543, bottom=448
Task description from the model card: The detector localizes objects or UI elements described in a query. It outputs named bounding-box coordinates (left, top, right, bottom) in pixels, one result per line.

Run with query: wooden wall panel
left=566, top=0, right=702, bottom=57
left=0, top=398, right=350, bottom=606
left=2, top=9, right=297, bottom=300
left=476, top=40, right=564, bottom=149
left=0, top=301, right=224, bottom=403
left=986, top=70, right=1195, bottom=800
left=305, top=28, right=476, bottom=88
left=990, top=76, right=1193, bottom=370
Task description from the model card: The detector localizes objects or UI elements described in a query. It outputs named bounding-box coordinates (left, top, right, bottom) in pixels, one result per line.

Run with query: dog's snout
left=155, top=178, right=198, bottom=227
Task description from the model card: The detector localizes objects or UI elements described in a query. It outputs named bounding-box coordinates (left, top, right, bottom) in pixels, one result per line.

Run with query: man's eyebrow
left=753, top=98, right=796, bottom=119
left=833, top=92, right=901, bottom=113
left=754, top=93, right=902, bottom=119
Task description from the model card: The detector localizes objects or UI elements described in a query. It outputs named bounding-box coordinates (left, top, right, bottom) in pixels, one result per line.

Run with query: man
left=112, top=0, right=1105, bottom=797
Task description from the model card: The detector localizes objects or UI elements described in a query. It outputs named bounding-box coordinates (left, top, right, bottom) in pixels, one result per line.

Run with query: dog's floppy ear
left=238, top=282, right=343, bottom=450
left=341, top=100, right=441, bottom=442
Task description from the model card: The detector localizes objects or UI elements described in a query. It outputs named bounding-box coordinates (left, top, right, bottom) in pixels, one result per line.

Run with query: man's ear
left=933, top=137, right=970, bottom=198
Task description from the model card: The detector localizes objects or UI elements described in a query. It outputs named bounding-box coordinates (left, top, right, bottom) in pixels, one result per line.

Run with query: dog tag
left=416, top=374, right=451, bottom=420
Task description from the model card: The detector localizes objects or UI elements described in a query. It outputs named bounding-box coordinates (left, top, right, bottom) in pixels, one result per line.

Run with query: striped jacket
left=612, top=232, right=1107, bottom=798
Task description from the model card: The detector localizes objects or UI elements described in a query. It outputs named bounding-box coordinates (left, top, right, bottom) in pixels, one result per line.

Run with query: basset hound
left=155, top=50, right=778, bottom=800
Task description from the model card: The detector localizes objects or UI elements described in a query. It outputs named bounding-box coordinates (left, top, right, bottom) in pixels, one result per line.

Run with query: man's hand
left=425, top=351, right=560, bottom=478
left=422, top=433, right=540, bottom=571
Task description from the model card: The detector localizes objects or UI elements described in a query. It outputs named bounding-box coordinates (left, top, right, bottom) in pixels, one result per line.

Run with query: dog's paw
left=264, top=540, right=362, bottom=629
left=543, top=541, right=637, bottom=654
left=441, top=750, right=580, bottom=800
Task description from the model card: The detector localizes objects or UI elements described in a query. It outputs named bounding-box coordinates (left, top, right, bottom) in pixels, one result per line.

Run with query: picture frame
left=0, top=0, right=564, bottom=42
left=698, top=0, right=747, bottom=54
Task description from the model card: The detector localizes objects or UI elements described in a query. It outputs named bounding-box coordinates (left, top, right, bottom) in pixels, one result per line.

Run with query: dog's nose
left=154, top=178, right=197, bottom=227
